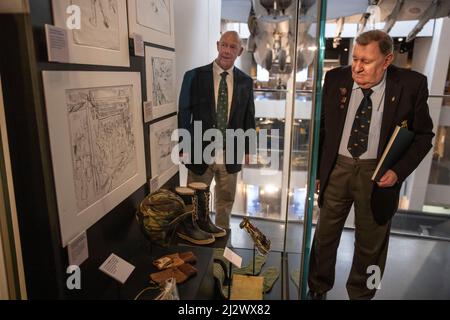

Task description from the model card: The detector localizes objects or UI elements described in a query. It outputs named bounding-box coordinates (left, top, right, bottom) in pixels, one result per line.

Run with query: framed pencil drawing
left=127, top=0, right=175, bottom=48
left=42, top=71, right=145, bottom=247
left=145, top=45, right=176, bottom=121
left=52, top=0, right=130, bottom=66
left=149, top=115, right=178, bottom=187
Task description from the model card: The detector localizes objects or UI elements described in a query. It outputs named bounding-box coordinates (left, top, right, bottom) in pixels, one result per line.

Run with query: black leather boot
left=175, top=187, right=215, bottom=245
left=188, top=182, right=227, bottom=238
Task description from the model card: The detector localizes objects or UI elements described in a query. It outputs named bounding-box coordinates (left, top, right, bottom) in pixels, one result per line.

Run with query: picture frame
left=52, top=0, right=130, bottom=66
left=127, top=0, right=175, bottom=48
left=149, top=115, right=178, bottom=188
left=145, top=45, right=176, bottom=121
left=42, top=71, right=146, bottom=247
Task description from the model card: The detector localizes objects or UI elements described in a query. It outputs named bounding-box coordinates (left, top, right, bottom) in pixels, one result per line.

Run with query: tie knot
left=221, top=71, right=228, bottom=80
left=361, top=88, right=373, bottom=98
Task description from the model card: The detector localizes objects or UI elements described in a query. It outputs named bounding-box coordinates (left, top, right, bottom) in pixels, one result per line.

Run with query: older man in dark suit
left=308, top=30, right=434, bottom=300
left=178, top=31, right=256, bottom=240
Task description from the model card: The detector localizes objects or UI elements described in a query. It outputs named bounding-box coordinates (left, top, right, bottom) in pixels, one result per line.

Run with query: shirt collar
left=352, top=71, right=387, bottom=92
left=213, top=60, right=234, bottom=76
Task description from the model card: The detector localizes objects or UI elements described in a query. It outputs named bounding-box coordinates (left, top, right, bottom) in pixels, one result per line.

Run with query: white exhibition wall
left=174, top=0, right=221, bottom=185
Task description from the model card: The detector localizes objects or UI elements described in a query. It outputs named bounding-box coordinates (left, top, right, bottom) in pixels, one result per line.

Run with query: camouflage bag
left=137, top=189, right=190, bottom=246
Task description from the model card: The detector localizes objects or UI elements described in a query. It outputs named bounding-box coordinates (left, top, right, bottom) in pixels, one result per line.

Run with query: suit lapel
left=335, top=68, right=354, bottom=141
left=378, top=66, right=402, bottom=159
left=228, top=68, right=239, bottom=125
left=205, top=63, right=215, bottom=123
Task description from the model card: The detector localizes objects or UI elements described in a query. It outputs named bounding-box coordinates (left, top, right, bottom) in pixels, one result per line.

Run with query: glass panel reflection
left=218, top=0, right=450, bottom=301
left=429, top=123, right=450, bottom=186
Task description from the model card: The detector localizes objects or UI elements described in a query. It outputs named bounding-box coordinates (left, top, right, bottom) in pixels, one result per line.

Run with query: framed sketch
left=52, top=0, right=130, bottom=66
left=145, top=45, right=176, bottom=121
left=149, top=115, right=178, bottom=188
left=127, top=0, right=175, bottom=48
left=42, top=71, right=146, bottom=247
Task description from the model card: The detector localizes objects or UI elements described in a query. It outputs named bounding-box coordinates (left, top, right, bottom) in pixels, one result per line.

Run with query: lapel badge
left=339, top=88, right=347, bottom=108
left=401, top=120, right=408, bottom=128
left=391, top=96, right=396, bottom=102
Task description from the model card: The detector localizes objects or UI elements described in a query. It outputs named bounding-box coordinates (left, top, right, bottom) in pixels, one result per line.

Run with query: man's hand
left=315, top=180, right=320, bottom=194
left=377, top=170, right=398, bottom=188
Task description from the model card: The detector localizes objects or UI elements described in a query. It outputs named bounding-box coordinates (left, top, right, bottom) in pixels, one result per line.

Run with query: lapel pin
left=340, top=96, right=347, bottom=104
left=339, top=87, right=347, bottom=96
left=391, top=96, right=395, bottom=102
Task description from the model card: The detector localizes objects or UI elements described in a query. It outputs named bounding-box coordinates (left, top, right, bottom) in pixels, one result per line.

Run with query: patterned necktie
left=217, top=71, right=228, bottom=141
left=347, top=88, right=373, bottom=158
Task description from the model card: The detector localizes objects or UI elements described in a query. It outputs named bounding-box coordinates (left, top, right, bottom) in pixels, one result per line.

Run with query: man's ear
left=384, top=53, right=394, bottom=68
left=238, top=46, right=244, bottom=56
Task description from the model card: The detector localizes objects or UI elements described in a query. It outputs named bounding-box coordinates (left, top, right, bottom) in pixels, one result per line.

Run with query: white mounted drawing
left=42, top=71, right=146, bottom=247
left=149, top=115, right=178, bottom=187
left=127, top=0, right=175, bottom=48
left=145, top=45, right=176, bottom=121
left=52, top=0, right=129, bottom=66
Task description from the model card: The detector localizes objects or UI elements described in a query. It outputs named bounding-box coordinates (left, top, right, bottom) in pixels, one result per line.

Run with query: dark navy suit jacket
left=178, top=63, right=256, bottom=175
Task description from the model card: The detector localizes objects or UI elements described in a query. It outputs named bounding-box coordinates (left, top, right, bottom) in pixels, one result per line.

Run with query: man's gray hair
left=356, top=30, right=393, bottom=55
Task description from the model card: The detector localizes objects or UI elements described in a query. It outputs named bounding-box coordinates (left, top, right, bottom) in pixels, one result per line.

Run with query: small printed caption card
left=223, top=247, right=242, bottom=268
left=99, top=253, right=135, bottom=284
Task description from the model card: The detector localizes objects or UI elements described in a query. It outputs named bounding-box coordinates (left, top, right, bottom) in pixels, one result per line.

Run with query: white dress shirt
left=338, top=72, right=387, bottom=159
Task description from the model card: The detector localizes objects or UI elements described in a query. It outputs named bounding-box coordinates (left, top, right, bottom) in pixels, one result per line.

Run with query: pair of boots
left=175, top=182, right=226, bottom=245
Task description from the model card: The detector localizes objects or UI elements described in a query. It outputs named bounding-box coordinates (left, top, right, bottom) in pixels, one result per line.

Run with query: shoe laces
left=205, top=191, right=211, bottom=214
left=192, top=195, right=199, bottom=220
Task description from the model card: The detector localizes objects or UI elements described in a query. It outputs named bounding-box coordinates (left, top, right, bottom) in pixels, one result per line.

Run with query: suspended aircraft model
left=246, top=0, right=318, bottom=75
left=246, top=0, right=450, bottom=75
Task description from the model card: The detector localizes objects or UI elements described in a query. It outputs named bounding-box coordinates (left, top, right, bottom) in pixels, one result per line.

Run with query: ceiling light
left=264, top=185, right=279, bottom=194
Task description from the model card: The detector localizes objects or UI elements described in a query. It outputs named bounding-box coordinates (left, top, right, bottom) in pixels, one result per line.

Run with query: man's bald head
left=216, top=31, right=243, bottom=70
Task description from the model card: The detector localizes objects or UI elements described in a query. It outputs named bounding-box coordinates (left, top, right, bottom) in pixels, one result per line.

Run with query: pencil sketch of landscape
left=72, top=0, right=120, bottom=50
left=151, top=57, right=174, bottom=107
left=136, top=0, right=171, bottom=35
left=66, top=85, right=137, bottom=210
left=150, top=116, right=177, bottom=177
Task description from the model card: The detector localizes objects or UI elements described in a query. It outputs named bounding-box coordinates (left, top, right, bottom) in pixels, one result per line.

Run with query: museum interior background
left=0, top=0, right=449, bottom=300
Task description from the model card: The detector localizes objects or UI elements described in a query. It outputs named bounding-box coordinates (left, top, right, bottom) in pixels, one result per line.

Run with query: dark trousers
left=308, top=155, right=391, bottom=299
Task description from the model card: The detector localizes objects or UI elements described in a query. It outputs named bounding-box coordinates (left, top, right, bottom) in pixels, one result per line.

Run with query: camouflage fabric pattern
left=137, top=189, right=189, bottom=246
